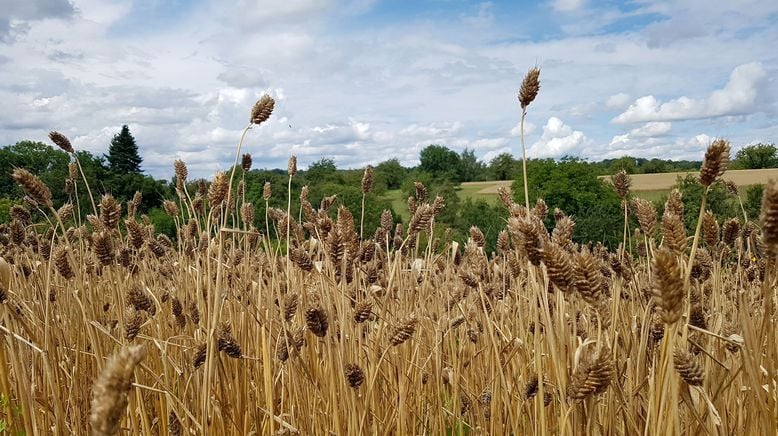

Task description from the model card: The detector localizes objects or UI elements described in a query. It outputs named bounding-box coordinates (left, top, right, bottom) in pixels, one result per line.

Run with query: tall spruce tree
left=107, top=125, right=143, bottom=174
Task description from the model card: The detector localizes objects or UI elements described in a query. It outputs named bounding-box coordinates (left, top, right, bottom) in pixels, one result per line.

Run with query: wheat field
left=1, top=79, right=777, bottom=435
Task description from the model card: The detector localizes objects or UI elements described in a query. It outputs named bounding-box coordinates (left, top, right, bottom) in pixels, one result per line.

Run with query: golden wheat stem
left=226, top=125, right=252, bottom=217
left=74, top=154, right=98, bottom=216
left=358, top=347, right=392, bottom=433
left=286, top=174, right=292, bottom=260
left=622, top=200, right=628, bottom=259
left=736, top=193, right=749, bottom=222
left=520, top=110, right=531, bottom=214
left=360, top=193, right=366, bottom=240
left=0, top=331, right=17, bottom=431
left=202, top=226, right=229, bottom=428
left=683, top=187, right=708, bottom=336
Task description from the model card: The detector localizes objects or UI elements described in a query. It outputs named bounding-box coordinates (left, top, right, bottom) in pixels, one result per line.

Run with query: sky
left=0, top=0, right=776, bottom=178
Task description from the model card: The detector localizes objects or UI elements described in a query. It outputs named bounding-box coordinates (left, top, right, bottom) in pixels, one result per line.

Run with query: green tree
left=458, top=148, right=486, bottom=182
left=670, top=174, right=739, bottom=232
left=457, top=198, right=506, bottom=253
left=511, top=158, right=623, bottom=247
left=374, top=158, right=406, bottom=190
left=607, top=156, right=637, bottom=175
left=734, top=143, right=778, bottom=169
left=641, top=159, right=669, bottom=174
left=488, top=153, right=520, bottom=180
left=0, top=141, right=70, bottom=204
left=419, top=145, right=460, bottom=181
left=107, top=125, right=143, bottom=174
left=745, top=184, right=764, bottom=220
left=0, top=198, right=12, bottom=223
left=304, top=157, right=339, bottom=183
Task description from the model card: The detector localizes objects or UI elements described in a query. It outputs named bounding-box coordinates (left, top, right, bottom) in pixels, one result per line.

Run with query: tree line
left=1, top=125, right=774, bottom=252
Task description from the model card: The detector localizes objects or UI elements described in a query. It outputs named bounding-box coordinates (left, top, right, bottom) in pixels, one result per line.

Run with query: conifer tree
left=107, top=125, right=142, bottom=174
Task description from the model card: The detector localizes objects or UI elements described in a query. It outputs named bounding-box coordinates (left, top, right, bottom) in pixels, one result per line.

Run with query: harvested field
left=601, top=168, right=778, bottom=191
left=462, top=168, right=778, bottom=198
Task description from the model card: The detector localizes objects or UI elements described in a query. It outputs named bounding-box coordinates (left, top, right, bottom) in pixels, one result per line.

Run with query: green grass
left=382, top=189, right=410, bottom=222
left=455, top=184, right=501, bottom=204
left=381, top=185, right=502, bottom=222
left=632, top=189, right=667, bottom=203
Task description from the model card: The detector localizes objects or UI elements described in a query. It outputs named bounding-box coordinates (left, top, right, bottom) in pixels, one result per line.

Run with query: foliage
left=374, top=158, right=406, bottom=190
left=146, top=207, right=176, bottom=237
left=745, top=184, right=764, bottom=220
left=488, top=153, right=520, bottom=181
left=671, top=175, right=739, bottom=231
left=511, top=158, right=623, bottom=247
left=0, top=198, right=12, bottom=223
left=107, top=125, right=143, bottom=174
left=594, top=156, right=701, bottom=175
left=458, top=148, right=486, bottom=182
left=456, top=198, right=506, bottom=253
left=419, top=144, right=461, bottom=181
left=733, top=143, right=778, bottom=169
left=0, top=136, right=169, bottom=220
left=304, top=158, right=339, bottom=183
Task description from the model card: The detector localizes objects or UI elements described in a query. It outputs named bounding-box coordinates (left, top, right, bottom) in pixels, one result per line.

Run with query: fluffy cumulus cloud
left=527, top=117, right=589, bottom=158
left=0, top=0, right=776, bottom=178
left=613, top=62, right=769, bottom=123
left=606, top=93, right=630, bottom=109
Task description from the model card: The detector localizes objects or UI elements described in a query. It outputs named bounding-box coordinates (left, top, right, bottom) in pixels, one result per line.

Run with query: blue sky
left=1, top=0, right=776, bottom=178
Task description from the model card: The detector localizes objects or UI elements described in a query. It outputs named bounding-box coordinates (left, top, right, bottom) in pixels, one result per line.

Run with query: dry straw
left=241, top=153, right=253, bottom=172
left=250, top=94, right=275, bottom=125
left=760, top=179, right=778, bottom=250
left=90, top=345, right=146, bottom=436
left=12, top=168, right=52, bottom=207
left=699, top=139, right=730, bottom=187
left=6, top=72, right=778, bottom=436
left=651, top=247, right=684, bottom=324
left=519, top=67, right=541, bottom=110
left=613, top=169, right=631, bottom=199
left=49, top=130, right=74, bottom=153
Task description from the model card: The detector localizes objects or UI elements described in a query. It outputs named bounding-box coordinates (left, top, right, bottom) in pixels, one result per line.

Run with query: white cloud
left=552, top=0, right=585, bottom=12
left=0, top=0, right=776, bottom=179
left=628, top=121, right=672, bottom=138
left=509, top=121, right=536, bottom=137
left=482, top=147, right=513, bottom=163
left=600, top=132, right=713, bottom=160
left=606, top=92, right=630, bottom=109
left=527, top=117, right=589, bottom=158
left=613, top=62, right=768, bottom=123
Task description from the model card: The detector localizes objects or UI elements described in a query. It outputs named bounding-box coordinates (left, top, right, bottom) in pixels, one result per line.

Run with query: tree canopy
left=419, top=144, right=461, bottom=180
left=733, top=143, right=778, bottom=169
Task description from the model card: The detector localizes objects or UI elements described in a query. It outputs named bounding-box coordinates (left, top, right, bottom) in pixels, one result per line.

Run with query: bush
left=512, top=158, right=624, bottom=248
left=745, top=184, right=764, bottom=220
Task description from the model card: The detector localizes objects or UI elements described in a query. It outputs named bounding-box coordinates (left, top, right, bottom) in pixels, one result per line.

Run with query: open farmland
left=462, top=168, right=778, bottom=199
left=601, top=168, right=778, bottom=191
